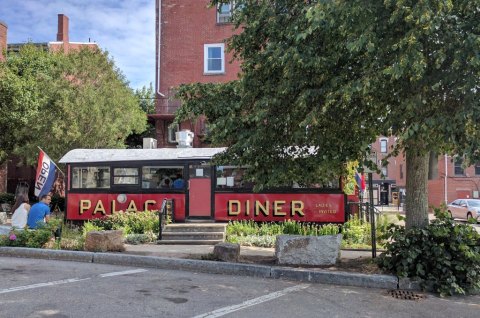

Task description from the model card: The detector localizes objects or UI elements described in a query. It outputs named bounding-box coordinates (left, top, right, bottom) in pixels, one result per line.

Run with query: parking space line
left=99, top=269, right=148, bottom=277
left=0, top=268, right=148, bottom=294
left=192, top=284, right=310, bottom=318
left=0, top=278, right=91, bottom=294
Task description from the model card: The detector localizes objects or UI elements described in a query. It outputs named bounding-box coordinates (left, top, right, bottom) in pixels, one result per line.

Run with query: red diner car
left=59, top=148, right=347, bottom=223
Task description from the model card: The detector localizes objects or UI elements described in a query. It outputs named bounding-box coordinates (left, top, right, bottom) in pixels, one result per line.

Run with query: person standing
left=27, top=194, right=51, bottom=229
left=11, top=194, right=31, bottom=230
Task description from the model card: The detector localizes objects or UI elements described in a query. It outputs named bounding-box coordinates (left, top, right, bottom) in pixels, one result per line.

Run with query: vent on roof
left=143, top=138, right=157, bottom=149
left=175, top=130, right=194, bottom=148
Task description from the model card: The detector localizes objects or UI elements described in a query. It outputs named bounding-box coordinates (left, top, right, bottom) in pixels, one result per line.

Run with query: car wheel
left=467, top=212, right=473, bottom=220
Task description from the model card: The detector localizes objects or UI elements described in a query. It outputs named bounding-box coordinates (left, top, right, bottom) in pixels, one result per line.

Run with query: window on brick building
left=454, top=157, right=465, bottom=176
left=381, top=166, right=388, bottom=177
left=400, top=164, right=403, bottom=179
left=204, top=44, right=225, bottom=74
left=475, top=163, right=480, bottom=175
left=380, top=139, right=387, bottom=153
left=217, top=2, right=234, bottom=23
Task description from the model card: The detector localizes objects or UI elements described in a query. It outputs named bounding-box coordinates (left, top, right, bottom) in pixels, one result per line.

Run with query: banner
left=34, top=150, right=57, bottom=198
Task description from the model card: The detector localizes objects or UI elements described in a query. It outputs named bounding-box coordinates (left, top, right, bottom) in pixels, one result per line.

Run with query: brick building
left=153, top=1, right=480, bottom=208
left=153, top=0, right=241, bottom=148
left=0, top=14, right=98, bottom=196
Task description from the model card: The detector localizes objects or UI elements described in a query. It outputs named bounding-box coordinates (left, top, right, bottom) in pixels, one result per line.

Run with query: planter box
left=275, top=234, right=342, bottom=266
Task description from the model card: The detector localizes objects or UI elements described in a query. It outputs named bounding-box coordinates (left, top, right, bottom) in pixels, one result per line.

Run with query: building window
left=113, top=168, right=139, bottom=185
left=217, top=2, right=234, bottom=23
left=142, top=166, right=184, bottom=189
left=204, top=44, right=225, bottom=74
left=476, top=163, right=480, bottom=175
left=454, top=157, right=464, bottom=176
left=380, top=139, right=387, bottom=153
left=72, top=167, right=110, bottom=189
left=400, top=164, right=403, bottom=180
left=381, top=166, right=388, bottom=177
left=167, top=123, right=179, bottom=144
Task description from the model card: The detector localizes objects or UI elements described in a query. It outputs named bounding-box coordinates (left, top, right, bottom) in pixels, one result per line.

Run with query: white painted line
left=0, top=278, right=91, bottom=294
left=98, top=269, right=148, bottom=278
left=192, top=284, right=310, bottom=318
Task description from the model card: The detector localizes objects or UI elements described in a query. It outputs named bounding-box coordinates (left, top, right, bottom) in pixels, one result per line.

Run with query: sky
left=1, top=0, right=155, bottom=89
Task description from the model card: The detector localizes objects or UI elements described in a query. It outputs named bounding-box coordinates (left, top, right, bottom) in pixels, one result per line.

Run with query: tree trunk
left=405, top=149, right=429, bottom=229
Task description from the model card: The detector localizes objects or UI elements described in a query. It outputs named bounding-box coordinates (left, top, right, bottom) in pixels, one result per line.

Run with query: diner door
left=188, top=164, right=212, bottom=218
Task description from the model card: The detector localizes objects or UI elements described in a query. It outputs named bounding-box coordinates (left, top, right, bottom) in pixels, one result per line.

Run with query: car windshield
left=467, top=200, right=480, bottom=207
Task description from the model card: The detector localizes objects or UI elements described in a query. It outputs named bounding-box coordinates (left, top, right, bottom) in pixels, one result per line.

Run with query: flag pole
left=37, top=146, right=65, bottom=176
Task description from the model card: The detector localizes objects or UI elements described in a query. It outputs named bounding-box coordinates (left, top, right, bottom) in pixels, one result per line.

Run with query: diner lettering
left=227, top=199, right=304, bottom=217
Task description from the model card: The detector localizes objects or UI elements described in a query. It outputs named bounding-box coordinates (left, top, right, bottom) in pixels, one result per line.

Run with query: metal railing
left=158, top=199, right=175, bottom=240
left=347, top=201, right=381, bottom=258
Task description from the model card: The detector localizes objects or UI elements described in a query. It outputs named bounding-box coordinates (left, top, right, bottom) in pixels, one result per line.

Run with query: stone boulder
left=0, top=212, right=7, bottom=225
left=275, top=234, right=342, bottom=266
left=84, top=230, right=125, bottom=252
left=213, top=242, right=240, bottom=262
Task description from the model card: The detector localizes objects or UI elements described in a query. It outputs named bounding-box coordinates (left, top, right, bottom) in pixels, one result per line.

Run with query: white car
left=447, top=199, right=480, bottom=222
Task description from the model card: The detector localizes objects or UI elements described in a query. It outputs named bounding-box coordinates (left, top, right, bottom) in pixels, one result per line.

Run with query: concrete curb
left=0, top=247, right=405, bottom=290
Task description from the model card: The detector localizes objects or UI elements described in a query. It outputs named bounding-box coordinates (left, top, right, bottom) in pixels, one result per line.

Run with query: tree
left=0, top=44, right=146, bottom=163
left=176, top=0, right=480, bottom=229
left=125, top=83, right=156, bottom=149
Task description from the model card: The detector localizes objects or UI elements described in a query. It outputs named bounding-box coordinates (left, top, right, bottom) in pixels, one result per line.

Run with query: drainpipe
left=444, top=155, right=448, bottom=204
left=156, top=0, right=165, bottom=98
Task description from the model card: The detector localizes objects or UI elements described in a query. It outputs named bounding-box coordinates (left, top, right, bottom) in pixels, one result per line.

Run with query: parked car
left=447, top=199, right=480, bottom=222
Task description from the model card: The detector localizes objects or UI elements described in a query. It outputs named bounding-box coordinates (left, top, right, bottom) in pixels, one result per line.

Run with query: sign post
left=365, top=151, right=377, bottom=258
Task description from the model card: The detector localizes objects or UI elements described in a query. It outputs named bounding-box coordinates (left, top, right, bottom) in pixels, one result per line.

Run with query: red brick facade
left=154, top=0, right=241, bottom=148
left=0, top=20, right=6, bottom=61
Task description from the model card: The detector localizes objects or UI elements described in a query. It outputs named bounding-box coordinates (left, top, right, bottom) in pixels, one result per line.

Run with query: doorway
left=187, top=164, right=212, bottom=218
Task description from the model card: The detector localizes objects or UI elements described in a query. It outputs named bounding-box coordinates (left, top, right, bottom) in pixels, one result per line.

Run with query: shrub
left=90, top=210, right=159, bottom=235
left=0, top=218, right=62, bottom=248
left=0, top=193, right=15, bottom=206
left=125, top=231, right=157, bottom=245
left=377, top=206, right=480, bottom=296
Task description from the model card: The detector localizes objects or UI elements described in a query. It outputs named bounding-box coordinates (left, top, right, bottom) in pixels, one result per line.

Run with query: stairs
left=157, top=223, right=227, bottom=245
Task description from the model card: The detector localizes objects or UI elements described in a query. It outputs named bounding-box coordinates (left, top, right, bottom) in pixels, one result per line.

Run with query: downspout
left=444, top=155, right=448, bottom=204
left=157, top=0, right=165, bottom=97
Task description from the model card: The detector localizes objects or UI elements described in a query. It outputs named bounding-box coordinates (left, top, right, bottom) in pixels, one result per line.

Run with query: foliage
left=125, top=83, right=157, bottom=149
left=124, top=231, right=157, bottom=245
left=50, top=195, right=65, bottom=212
left=0, top=44, right=146, bottom=164
left=0, top=193, right=15, bottom=205
left=226, top=220, right=340, bottom=247
left=178, top=0, right=480, bottom=228
left=377, top=206, right=480, bottom=296
left=0, top=218, right=62, bottom=248
left=90, top=210, right=160, bottom=235
left=82, top=221, right=104, bottom=238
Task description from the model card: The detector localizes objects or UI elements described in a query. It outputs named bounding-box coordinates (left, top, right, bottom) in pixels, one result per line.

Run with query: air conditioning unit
left=175, top=130, right=194, bottom=148
left=142, top=138, right=157, bottom=149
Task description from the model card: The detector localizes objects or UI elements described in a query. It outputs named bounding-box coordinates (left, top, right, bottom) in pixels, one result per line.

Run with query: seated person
left=173, top=174, right=185, bottom=189
left=162, top=178, right=172, bottom=188
left=27, top=194, right=51, bottom=229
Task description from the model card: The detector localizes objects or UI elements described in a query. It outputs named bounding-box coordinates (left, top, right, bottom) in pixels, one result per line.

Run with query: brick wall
left=0, top=20, right=7, bottom=61
left=155, top=0, right=242, bottom=148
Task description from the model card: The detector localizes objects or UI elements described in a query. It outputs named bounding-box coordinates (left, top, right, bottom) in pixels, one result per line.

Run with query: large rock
left=84, top=230, right=125, bottom=252
left=275, top=234, right=342, bottom=266
left=0, top=212, right=7, bottom=225
left=213, top=242, right=240, bottom=262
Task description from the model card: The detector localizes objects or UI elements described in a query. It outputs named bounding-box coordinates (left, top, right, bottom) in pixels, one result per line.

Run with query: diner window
left=113, top=168, right=139, bottom=185
left=72, top=167, right=110, bottom=189
left=142, top=166, right=184, bottom=189
left=380, top=139, right=387, bottom=153
left=217, top=1, right=233, bottom=23
left=216, top=166, right=253, bottom=189
left=454, top=157, right=464, bottom=176
left=204, top=44, right=225, bottom=74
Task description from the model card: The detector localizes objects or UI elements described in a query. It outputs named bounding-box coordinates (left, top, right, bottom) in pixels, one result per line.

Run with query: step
left=161, top=231, right=225, bottom=241
left=156, top=239, right=224, bottom=245
left=163, top=224, right=227, bottom=233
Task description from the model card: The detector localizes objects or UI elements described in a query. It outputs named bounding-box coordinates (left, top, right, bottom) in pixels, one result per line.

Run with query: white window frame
left=380, top=139, right=388, bottom=153
left=204, top=43, right=225, bottom=74
left=217, top=1, right=234, bottom=23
